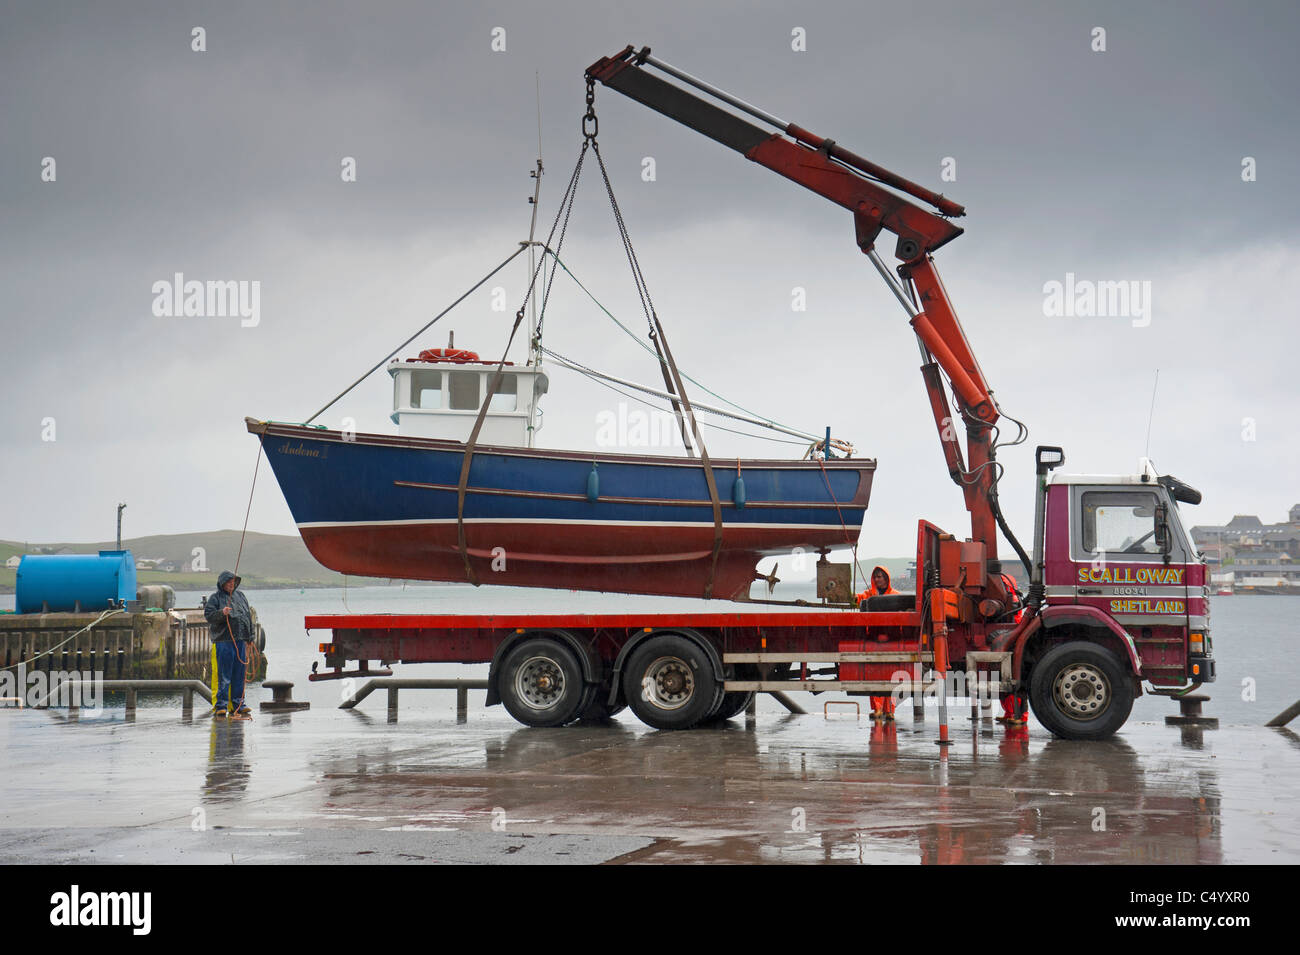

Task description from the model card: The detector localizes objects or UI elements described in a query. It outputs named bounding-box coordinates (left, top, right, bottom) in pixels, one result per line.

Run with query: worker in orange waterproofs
left=995, top=572, right=1029, bottom=725
left=857, top=566, right=899, bottom=720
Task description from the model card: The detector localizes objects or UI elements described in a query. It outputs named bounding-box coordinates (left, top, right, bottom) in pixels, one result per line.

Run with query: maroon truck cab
left=1040, top=461, right=1214, bottom=688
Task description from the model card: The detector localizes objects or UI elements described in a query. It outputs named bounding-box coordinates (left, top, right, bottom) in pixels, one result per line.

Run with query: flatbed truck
left=305, top=48, right=1215, bottom=741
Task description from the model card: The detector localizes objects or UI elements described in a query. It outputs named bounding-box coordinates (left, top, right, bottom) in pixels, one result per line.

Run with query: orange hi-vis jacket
left=856, top=565, right=898, bottom=605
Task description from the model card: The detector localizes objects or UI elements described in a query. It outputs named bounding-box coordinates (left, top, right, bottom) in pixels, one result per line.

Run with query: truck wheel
left=705, top=663, right=756, bottom=723
left=576, top=687, right=627, bottom=721
left=623, top=634, right=720, bottom=730
left=1028, top=641, right=1134, bottom=740
left=499, top=638, right=586, bottom=728
left=708, top=690, right=755, bottom=723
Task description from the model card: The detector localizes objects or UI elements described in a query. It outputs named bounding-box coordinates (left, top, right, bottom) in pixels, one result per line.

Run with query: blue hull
left=248, top=419, right=874, bottom=599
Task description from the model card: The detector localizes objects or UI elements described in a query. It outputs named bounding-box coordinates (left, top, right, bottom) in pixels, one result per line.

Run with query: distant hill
left=2, top=533, right=930, bottom=596
left=0, top=530, right=390, bottom=592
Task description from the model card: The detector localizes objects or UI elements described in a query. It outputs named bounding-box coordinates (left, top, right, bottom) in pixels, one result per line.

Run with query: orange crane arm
left=587, top=46, right=1007, bottom=564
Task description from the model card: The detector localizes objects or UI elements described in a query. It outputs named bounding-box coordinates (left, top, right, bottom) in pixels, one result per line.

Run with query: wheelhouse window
left=1080, top=491, right=1161, bottom=556
left=448, top=371, right=480, bottom=410
left=410, top=370, right=443, bottom=409
left=487, top=373, right=518, bottom=412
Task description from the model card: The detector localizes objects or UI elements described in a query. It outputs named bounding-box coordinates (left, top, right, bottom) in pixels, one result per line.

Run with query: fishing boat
left=247, top=345, right=873, bottom=600
left=250, top=150, right=874, bottom=600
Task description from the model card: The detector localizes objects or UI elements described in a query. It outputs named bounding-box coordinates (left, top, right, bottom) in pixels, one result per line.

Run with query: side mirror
left=1155, top=502, right=1171, bottom=562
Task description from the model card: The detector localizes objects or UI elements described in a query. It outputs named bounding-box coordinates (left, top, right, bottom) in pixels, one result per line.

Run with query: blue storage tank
left=14, top=551, right=137, bottom=615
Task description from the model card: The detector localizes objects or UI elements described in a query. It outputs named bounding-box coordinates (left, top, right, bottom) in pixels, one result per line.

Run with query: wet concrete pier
left=0, top=703, right=1295, bottom=864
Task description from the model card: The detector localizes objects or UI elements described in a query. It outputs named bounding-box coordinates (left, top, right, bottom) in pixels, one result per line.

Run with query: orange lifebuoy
left=415, top=348, right=481, bottom=363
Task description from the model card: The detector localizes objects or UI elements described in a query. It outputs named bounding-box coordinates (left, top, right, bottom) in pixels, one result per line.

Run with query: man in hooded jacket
left=205, top=570, right=255, bottom=719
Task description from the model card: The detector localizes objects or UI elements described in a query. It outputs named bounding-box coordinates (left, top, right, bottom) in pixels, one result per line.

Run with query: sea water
left=3, top=586, right=1293, bottom=727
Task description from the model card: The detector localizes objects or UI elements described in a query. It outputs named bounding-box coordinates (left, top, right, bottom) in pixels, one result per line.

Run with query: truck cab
left=1009, top=456, right=1216, bottom=737
left=1042, top=460, right=1213, bottom=687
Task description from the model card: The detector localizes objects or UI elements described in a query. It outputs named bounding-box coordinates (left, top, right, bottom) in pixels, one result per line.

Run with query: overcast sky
left=2, top=0, right=1297, bottom=559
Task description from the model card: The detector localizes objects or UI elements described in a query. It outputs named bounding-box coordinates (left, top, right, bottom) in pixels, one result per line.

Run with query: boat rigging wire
left=544, top=346, right=813, bottom=446
left=541, top=250, right=817, bottom=437
left=457, top=134, right=593, bottom=585
left=577, top=366, right=808, bottom=446
left=303, top=243, right=532, bottom=426
left=542, top=345, right=821, bottom=442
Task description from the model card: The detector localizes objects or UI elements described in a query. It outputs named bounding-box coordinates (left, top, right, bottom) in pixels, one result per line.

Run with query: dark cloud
left=2, top=0, right=1297, bottom=551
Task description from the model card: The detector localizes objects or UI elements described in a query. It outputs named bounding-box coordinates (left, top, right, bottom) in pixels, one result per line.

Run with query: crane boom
left=586, top=45, right=1011, bottom=570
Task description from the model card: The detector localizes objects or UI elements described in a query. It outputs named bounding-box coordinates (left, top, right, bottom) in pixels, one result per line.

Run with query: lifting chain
left=583, top=76, right=598, bottom=140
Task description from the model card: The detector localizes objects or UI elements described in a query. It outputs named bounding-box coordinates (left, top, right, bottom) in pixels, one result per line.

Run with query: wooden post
left=456, top=686, right=468, bottom=722
left=125, top=686, right=137, bottom=717
left=387, top=686, right=399, bottom=722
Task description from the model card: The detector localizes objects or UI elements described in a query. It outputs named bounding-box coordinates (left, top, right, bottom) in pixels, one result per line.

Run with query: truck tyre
left=708, top=690, right=755, bottom=723
left=623, top=634, right=720, bottom=730
left=1028, top=641, right=1134, bottom=740
left=705, top=663, right=756, bottom=723
left=499, top=638, right=587, bottom=728
left=577, top=688, right=627, bottom=721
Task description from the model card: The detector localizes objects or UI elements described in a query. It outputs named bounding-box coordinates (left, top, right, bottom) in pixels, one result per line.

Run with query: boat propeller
left=755, top=564, right=781, bottom=595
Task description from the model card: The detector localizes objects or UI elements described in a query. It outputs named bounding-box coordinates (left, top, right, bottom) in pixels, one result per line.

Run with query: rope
left=219, top=432, right=269, bottom=717
left=303, top=243, right=531, bottom=426
left=234, top=434, right=264, bottom=577
left=580, top=132, right=724, bottom=594
left=458, top=139, right=591, bottom=584
left=0, top=608, right=125, bottom=671
left=814, top=454, right=861, bottom=595
left=220, top=603, right=261, bottom=718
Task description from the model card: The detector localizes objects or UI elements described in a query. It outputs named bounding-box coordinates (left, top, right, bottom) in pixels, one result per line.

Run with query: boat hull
left=248, top=419, right=874, bottom=600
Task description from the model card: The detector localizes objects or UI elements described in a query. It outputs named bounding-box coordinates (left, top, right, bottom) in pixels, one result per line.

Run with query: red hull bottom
left=299, top=521, right=859, bottom=600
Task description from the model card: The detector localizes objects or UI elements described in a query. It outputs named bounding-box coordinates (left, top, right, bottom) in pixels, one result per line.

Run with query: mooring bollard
left=1166, top=693, right=1218, bottom=729
left=261, top=680, right=309, bottom=713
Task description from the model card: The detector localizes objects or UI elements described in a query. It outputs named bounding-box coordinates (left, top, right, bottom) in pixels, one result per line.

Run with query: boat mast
left=527, top=73, right=544, bottom=370
left=525, top=75, right=545, bottom=448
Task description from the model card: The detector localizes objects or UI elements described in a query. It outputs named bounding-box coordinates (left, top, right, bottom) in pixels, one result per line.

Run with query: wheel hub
left=644, top=657, right=694, bottom=710
left=1053, top=663, right=1110, bottom=720
left=516, top=656, right=566, bottom=710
